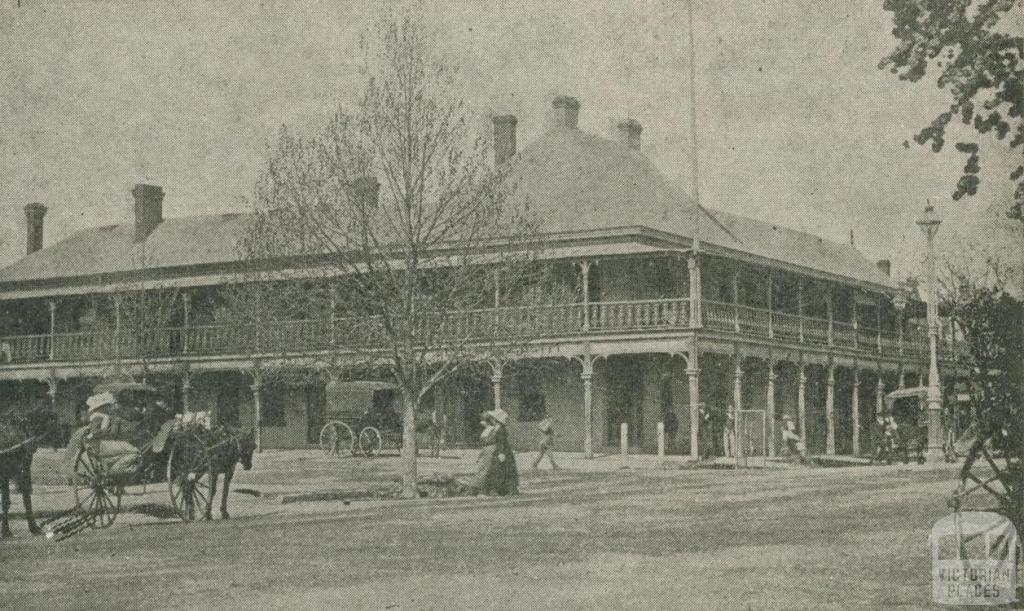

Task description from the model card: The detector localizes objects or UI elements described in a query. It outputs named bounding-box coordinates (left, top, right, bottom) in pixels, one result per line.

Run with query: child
left=531, top=416, right=558, bottom=470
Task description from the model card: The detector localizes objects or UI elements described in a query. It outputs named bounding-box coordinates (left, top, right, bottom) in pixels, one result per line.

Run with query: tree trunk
left=401, top=392, right=418, bottom=498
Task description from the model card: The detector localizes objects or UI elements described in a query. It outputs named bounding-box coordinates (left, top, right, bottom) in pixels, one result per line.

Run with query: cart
left=874, top=387, right=928, bottom=465
left=319, top=381, right=401, bottom=457
left=55, top=382, right=222, bottom=536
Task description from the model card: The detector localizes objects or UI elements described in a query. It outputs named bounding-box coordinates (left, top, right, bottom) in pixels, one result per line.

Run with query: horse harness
left=0, top=434, right=41, bottom=456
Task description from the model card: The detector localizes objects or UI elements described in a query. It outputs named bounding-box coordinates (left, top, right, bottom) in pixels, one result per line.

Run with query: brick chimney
left=552, top=95, right=580, bottom=129
left=132, top=184, right=164, bottom=242
left=617, top=119, right=642, bottom=149
left=493, top=114, right=517, bottom=165
left=24, top=202, right=46, bottom=255
left=876, top=259, right=892, bottom=276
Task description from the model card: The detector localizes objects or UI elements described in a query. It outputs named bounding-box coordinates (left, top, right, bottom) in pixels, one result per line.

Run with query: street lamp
left=916, top=202, right=943, bottom=461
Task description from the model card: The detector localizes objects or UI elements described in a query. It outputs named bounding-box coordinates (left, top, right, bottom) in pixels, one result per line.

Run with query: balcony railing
left=589, top=299, right=689, bottom=331
left=0, top=297, right=950, bottom=366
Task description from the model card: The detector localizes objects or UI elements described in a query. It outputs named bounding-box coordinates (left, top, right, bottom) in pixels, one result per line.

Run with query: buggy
left=57, top=382, right=227, bottom=534
left=871, top=387, right=928, bottom=465
left=319, top=381, right=401, bottom=457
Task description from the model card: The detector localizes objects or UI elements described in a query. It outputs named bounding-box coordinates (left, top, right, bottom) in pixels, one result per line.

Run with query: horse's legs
left=205, top=471, right=217, bottom=521
left=18, top=466, right=40, bottom=535
left=220, top=466, right=234, bottom=520
left=0, top=477, right=11, bottom=538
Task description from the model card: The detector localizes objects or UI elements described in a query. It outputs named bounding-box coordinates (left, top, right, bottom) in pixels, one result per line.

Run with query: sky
left=0, top=0, right=1020, bottom=282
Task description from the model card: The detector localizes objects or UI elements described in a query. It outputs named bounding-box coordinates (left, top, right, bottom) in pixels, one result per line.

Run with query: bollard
left=620, top=422, right=628, bottom=465
left=657, top=421, right=665, bottom=457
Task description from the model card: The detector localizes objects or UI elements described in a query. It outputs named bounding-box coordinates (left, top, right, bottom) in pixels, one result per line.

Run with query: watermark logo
left=930, top=511, right=1018, bottom=606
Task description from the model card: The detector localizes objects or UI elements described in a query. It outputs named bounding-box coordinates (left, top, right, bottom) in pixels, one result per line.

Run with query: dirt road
left=1, top=460, right=961, bottom=610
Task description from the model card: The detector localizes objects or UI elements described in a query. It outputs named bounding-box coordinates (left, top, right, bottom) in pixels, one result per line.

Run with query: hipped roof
left=0, top=125, right=896, bottom=293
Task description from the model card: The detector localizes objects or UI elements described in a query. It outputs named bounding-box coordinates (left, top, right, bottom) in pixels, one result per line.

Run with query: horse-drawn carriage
left=871, top=387, right=929, bottom=465
left=319, top=381, right=402, bottom=457
left=52, top=382, right=253, bottom=539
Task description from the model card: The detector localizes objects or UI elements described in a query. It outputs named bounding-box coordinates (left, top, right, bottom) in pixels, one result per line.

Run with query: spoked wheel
left=320, top=421, right=355, bottom=456
left=952, top=436, right=1022, bottom=522
left=359, top=427, right=382, bottom=457
left=166, top=431, right=213, bottom=521
left=72, top=447, right=123, bottom=529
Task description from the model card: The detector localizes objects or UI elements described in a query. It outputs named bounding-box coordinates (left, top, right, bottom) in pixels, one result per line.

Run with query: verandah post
left=578, top=352, right=595, bottom=459
left=250, top=368, right=263, bottom=453
left=580, top=260, right=591, bottom=332
left=687, top=250, right=702, bottom=328
left=732, top=267, right=740, bottom=332
left=797, top=359, right=808, bottom=448
left=766, top=359, right=776, bottom=457
left=620, top=422, right=628, bottom=465
left=797, top=280, right=804, bottom=342
left=852, top=367, right=860, bottom=456
left=47, top=300, right=57, bottom=360
left=687, top=352, right=700, bottom=460
left=825, top=360, right=836, bottom=455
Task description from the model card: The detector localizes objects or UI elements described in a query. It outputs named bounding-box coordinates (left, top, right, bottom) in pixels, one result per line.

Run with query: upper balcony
left=0, top=297, right=953, bottom=368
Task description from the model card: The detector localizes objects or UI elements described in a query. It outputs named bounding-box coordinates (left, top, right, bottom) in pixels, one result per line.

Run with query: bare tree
left=235, top=10, right=564, bottom=497
left=74, top=247, right=182, bottom=382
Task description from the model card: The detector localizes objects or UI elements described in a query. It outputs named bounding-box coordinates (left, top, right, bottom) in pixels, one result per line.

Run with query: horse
left=202, top=428, right=256, bottom=520
left=0, top=406, right=61, bottom=538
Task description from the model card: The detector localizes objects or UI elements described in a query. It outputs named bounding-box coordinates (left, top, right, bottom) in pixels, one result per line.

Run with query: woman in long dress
left=488, top=410, right=518, bottom=495
left=471, top=409, right=518, bottom=496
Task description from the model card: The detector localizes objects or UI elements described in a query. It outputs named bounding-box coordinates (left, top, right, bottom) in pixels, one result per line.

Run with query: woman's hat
left=86, top=392, right=115, bottom=413
left=485, top=408, right=509, bottom=425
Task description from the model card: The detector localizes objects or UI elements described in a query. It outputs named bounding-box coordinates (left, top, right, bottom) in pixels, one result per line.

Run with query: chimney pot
left=617, top=119, right=642, bottom=149
left=132, top=184, right=164, bottom=242
left=876, top=259, right=892, bottom=276
left=24, top=203, right=47, bottom=255
left=552, top=95, right=580, bottom=129
left=492, top=114, right=517, bottom=165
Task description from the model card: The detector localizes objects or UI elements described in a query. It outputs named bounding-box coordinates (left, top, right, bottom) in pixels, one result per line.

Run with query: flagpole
left=687, top=0, right=702, bottom=250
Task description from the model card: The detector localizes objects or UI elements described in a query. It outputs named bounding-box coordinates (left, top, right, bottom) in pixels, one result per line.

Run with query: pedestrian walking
left=723, top=405, right=736, bottom=458
left=781, top=414, right=806, bottom=463
left=530, top=416, right=558, bottom=470
left=470, top=408, right=518, bottom=495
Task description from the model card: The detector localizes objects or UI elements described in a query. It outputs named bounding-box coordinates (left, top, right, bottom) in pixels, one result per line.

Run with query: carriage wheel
left=72, top=448, right=122, bottom=529
left=359, top=427, right=382, bottom=457
left=166, top=432, right=213, bottom=522
left=319, top=421, right=355, bottom=456
left=955, top=442, right=1021, bottom=519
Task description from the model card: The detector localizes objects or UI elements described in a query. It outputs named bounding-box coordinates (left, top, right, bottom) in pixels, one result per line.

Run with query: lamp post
left=916, top=203, right=944, bottom=461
